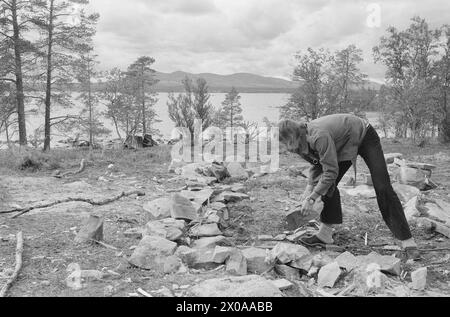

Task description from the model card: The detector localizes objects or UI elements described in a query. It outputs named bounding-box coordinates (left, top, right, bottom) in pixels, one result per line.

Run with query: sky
left=87, top=0, right=450, bottom=82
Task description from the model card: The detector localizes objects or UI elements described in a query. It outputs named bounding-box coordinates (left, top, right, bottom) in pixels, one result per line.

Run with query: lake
left=2, top=92, right=381, bottom=145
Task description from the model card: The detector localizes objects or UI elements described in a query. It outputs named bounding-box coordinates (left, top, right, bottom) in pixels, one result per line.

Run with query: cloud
left=87, top=0, right=450, bottom=81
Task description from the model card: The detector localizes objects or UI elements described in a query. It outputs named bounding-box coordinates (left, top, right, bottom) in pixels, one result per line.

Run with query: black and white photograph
left=0, top=0, right=450, bottom=301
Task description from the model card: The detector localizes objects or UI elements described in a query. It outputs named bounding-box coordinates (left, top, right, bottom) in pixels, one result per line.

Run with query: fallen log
left=0, top=232, right=24, bottom=297
left=53, top=159, right=87, bottom=178
left=0, top=190, right=145, bottom=219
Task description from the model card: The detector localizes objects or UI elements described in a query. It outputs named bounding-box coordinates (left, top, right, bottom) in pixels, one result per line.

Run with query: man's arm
left=309, top=133, right=339, bottom=200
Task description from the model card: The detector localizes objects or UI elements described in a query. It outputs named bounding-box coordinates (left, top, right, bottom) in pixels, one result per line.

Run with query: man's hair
left=278, top=119, right=307, bottom=152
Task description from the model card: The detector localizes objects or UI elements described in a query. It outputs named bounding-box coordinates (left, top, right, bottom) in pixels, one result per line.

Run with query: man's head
left=278, top=119, right=308, bottom=153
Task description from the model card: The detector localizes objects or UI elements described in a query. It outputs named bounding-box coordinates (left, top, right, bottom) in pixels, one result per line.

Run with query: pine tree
left=216, top=87, right=244, bottom=130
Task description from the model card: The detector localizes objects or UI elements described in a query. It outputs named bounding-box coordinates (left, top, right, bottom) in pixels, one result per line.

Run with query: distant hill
left=153, top=71, right=299, bottom=93
left=153, top=71, right=382, bottom=93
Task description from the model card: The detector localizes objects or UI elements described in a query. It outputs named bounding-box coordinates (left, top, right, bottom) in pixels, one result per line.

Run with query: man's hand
left=301, top=185, right=314, bottom=202
left=300, top=197, right=315, bottom=216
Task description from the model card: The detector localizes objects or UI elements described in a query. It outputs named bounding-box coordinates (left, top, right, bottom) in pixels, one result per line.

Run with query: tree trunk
left=88, top=61, right=93, bottom=148
left=11, top=0, right=27, bottom=146
left=43, top=0, right=54, bottom=151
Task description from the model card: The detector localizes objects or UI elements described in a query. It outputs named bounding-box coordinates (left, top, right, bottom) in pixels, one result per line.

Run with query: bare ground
left=1, top=141, right=450, bottom=297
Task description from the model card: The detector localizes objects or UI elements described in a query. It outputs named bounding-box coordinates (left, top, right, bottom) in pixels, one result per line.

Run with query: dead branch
left=54, top=159, right=87, bottom=178
left=91, top=239, right=119, bottom=251
left=0, top=232, right=24, bottom=297
left=0, top=190, right=145, bottom=219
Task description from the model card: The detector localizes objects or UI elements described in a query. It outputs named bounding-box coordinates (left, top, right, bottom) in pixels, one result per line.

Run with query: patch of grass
left=0, top=145, right=173, bottom=176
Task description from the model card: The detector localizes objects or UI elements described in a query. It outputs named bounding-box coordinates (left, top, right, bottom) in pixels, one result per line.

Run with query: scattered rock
left=317, top=262, right=341, bottom=288
left=410, top=267, right=427, bottom=291
left=285, top=208, right=319, bottom=231
left=203, top=162, right=230, bottom=181
left=143, top=198, right=172, bottom=221
left=226, top=250, right=247, bottom=276
left=404, top=197, right=421, bottom=221
left=242, top=247, right=272, bottom=274
left=190, top=223, right=222, bottom=237
left=258, top=235, right=274, bottom=241
left=128, top=236, right=178, bottom=271
left=180, top=189, right=214, bottom=206
left=209, top=202, right=228, bottom=212
left=340, top=185, right=376, bottom=199
left=393, top=184, right=420, bottom=204
left=357, top=252, right=402, bottom=276
left=231, top=184, right=246, bottom=193
left=271, top=242, right=310, bottom=264
left=124, top=228, right=144, bottom=239
left=423, top=202, right=450, bottom=225
left=212, top=246, right=234, bottom=263
left=399, top=166, right=429, bottom=190
left=274, top=265, right=301, bottom=281
left=170, top=194, right=198, bottom=221
left=144, top=219, right=185, bottom=241
left=183, top=248, right=220, bottom=270
left=335, top=251, right=358, bottom=272
left=406, top=163, right=436, bottom=171
left=226, top=162, right=249, bottom=180
left=190, top=275, right=283, bottom=297
left=365, top=264, right=388, bottom=292
left=385, top=153, right=403, bottom=164
left=271, top=279, right=294, bottom=291
left=191, top=236, right=233, bottom=249
left=74, top=215, right=104, bottom=244
left=168, top=160, right=186, bottom=174
left=163, top=255, right=183, bottom=274
left=289, top=254, right=314, bottom=272
left=361, top=174, right=373, bottom=186
left=213, top=192, right=250, bottom=203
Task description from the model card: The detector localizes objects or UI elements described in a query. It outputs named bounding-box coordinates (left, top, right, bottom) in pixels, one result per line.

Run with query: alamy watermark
left=366, top=3, right=381, bottom=28
left=170, top=120, right=280, bottom=173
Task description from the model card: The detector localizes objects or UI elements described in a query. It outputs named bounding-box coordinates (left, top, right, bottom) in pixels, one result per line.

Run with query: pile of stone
left=122, top=161, right=257, bottom=276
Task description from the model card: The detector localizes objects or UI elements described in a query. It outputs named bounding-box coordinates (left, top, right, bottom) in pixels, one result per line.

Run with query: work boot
left=404, top=247, right=422, bottom=261
left=298, top=234, right=328, bottom=248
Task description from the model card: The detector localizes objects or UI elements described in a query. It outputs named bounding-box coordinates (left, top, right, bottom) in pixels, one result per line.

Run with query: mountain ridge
left=153, top=71, right=382, bottom=93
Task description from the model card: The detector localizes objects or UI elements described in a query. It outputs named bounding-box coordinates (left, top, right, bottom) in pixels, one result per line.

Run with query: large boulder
left=128, top=236, right=178, bottom=271
left=189, top=275, right=283, bottom=297
left=143, top=198, right=172, bottom=221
